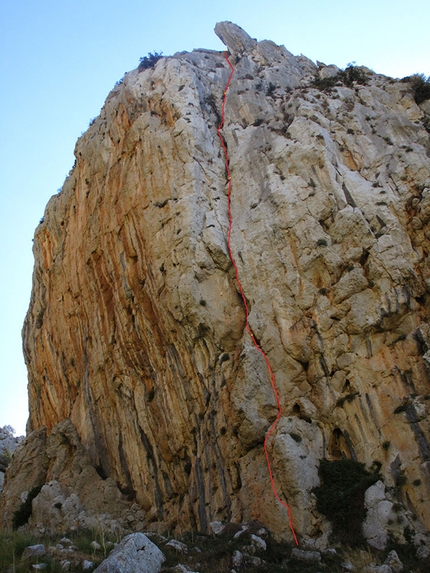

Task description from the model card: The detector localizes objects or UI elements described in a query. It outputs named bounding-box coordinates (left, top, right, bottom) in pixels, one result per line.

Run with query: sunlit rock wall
left=4, top=22, right=430, bottom=543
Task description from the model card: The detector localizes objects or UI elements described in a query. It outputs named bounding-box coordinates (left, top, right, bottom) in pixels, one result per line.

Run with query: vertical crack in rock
left=137, top=423, right=164, bottom=519
left=405, top=405, right=430, bottom=465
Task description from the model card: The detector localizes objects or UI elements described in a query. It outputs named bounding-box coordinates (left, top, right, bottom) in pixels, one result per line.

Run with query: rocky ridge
left=0, top=425, right=23, bottom=492
left=1, top=22, right=430, bottom=550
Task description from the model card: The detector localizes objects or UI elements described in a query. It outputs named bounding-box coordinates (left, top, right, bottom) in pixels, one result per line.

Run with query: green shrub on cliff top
left=138, top=51, right=163, bottom=70
left=312, top=64, right=368, bottom=90
left=402, top=73, right=430, bottom=105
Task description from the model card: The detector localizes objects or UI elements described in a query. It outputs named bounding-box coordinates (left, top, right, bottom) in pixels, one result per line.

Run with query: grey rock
left=363, top=565, right=392, bottom=573
left=209, top=521, right=225, bottom=536
left=417, top=545, right=430, bottom=559
left=322, top=548, right=337, bottom=556
left=363, top=481, right=393, bottom=550
left=172, top=566, right=199, bottom=573
left=319, top=65, right=340, bottom=79
left=214, top=21, right=257, bottom=56
left=232, top=550, right=243, bottom=568
left=384, top=550, right=403, bottom=573
left=0, top=426, right=23, bottom=452
left=93, top=533, right=165, bottom=573
left=246, top=556, right=262, bottom=566
left=0, top=426, right=23, bottom=491
left=90, top=541, right=102, bottom=551
left=291, top=548, right=321, bottom=564
left=32, top=565, right=47, bottom=571
left=21, top=545, right=46, bottom=561
left=166, top=539, right=188, bottom=553
left=82, top=561, right=95, bottom=571
left=251, top=534, right=267, bottom=551
left=233, top=526, right=248, bottom=539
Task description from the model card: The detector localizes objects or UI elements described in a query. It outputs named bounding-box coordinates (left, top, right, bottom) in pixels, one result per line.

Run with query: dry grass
left=0, top=528, right=114, bottom=573
left=341, top=547, right=376, bottom=570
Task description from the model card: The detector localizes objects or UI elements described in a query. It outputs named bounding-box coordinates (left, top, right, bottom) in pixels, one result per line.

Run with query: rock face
left=1, top=419, right=135, bottom=534
left=0, top=426, right=23, bottom=492
left=2, top=22, right=430, bottom=542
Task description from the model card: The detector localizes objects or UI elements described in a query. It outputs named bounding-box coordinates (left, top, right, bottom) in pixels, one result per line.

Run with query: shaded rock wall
left=3, top=23, right=430, bottom=542
left=1, top=420, right=134, bottom=534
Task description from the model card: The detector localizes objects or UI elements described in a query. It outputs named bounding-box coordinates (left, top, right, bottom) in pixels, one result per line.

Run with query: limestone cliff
left=3, top=22, right=430, bottom=544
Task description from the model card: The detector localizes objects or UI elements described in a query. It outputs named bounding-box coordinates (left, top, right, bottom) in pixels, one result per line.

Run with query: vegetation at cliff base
left=159, top=523, right=342, bottom=572
left=0, top=529, right=116, bottom=573
left=1, top=522, right=429, bottom=573
left=12, top=484, right=44, bottom=529
left=312, top=458, right=381, bottom=546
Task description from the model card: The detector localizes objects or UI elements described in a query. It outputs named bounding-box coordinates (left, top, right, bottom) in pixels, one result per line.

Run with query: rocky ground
left=1, top=521, right=429, bottom=573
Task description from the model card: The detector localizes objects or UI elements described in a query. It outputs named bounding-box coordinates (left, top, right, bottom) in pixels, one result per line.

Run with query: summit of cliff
left=2, top=22, right=430, bottom=552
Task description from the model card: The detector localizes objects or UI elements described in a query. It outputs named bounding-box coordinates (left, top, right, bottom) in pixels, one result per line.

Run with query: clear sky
left=1, top=0, right=429, bottom=436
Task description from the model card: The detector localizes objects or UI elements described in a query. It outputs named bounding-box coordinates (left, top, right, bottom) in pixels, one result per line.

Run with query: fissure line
left=217, top=51, right=298, bottom=545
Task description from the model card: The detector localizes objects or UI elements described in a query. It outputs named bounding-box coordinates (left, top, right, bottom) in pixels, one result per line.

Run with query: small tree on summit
left=138, top=52, right=163, bottom=70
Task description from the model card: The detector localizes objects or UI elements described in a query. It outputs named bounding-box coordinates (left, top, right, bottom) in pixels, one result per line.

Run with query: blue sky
left=1, top=0, right=429, bottom=436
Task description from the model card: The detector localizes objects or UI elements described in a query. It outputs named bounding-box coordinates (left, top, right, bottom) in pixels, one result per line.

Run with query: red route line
left=217, top=51, right=299, bottom=546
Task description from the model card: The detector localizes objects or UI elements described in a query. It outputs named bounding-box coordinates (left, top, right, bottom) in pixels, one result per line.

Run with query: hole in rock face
left=118, top=485, right=136, bottom=501
left=328, top=428, right=353, bottom=460
left=292, top=403, right=311, bottom=423
left=342, top=379, right=351, bottom=392
left=95, top=465, right=108, bottom=480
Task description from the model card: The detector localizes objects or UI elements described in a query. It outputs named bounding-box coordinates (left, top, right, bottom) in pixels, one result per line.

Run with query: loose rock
left=291, top=548, right=321, bottom=564
left=22, top=545, right=46, bottom=561
left=384, top=550, right=403, bottom=573
left=209, top=521, right=225, bottom=536
left=232, top=550, right=243, bottom=568
left=166, top=539, right=188, bottom=553
left=363, top=565, right=393, bottom=573
left=251, top=534, right=267, bottom=551
left=93, top=533, right=165, bottom=573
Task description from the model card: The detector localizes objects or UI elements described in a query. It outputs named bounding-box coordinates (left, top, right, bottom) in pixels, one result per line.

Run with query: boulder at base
left=93, top=533, right=165, bottom=573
